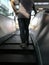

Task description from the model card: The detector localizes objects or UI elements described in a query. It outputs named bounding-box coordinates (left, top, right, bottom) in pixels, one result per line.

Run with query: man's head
left=10, top=0, right=15, bottom=5
left=10, top=0, right=20, bottom=5
left=10, top=0, right=14, bottom=2
left=10, top=0, right=20, bottom=15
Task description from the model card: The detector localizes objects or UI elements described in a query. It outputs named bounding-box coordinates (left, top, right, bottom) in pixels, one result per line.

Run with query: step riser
left=0, top=54, right=37, bottom=63
left=0, top=50, right=34, bottom=54
left=0, top=62, right=38, bottom=65
left=0, top=62, right=37, bottom=65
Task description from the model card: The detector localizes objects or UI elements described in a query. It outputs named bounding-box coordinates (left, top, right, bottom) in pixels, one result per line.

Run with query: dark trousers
left=18, top=18, right=30, bottom=43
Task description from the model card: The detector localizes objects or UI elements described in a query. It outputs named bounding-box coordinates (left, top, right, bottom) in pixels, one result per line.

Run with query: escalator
left=0, top=10, right=49, bottom=65
left=0, top=30, right=38, bottom=65
left=0, top=9, right=44, bottom=65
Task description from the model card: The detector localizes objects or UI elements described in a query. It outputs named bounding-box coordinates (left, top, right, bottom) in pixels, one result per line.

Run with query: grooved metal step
left=0, top=44, right=34, bottom=54
left=0, top=44, right=37, bottom=64
left=0, top=54, right=37, bottom=63
left=0, top=31, right=37, bottom=65
left=0, top=43, right=37, bottom=64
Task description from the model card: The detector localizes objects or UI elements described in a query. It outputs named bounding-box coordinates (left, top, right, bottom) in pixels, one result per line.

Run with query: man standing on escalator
left=10, top=0, right=37, bottom=48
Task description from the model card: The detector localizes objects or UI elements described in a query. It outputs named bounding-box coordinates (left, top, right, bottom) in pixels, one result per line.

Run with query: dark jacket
left=15, top=0, right=37, bottom=18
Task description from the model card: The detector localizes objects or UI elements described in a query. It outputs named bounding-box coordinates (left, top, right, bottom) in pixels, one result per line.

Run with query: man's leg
left=24, top=18, right=30, bottom=45
left=18, top=18, right=30, bottom=47
left=18, top=18, right=28, bottom=48
left=18, top=18, right=25, bottom=43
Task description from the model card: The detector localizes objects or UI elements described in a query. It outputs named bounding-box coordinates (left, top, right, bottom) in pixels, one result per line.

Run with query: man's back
left=20, top=0, right=33, bottom=12
left=18, top=0, right=34, bottom=18
left=10, top=0, right=36, bottom=18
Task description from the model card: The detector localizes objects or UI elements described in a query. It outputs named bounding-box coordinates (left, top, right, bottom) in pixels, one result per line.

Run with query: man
left=10, top=0, right=37, bottom=48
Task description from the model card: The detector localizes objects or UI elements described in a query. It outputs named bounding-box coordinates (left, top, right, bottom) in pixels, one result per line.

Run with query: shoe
left=25, top=41, right=29, bottom=47
left=20, top=43, right=27, bottom=48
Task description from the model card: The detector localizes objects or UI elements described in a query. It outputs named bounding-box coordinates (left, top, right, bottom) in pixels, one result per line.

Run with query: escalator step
left=0, top=63, right=37, bottom=65
left=4, top=34, right=32, bottom=43
left=0, top=45, right=34, bottom=54
left=0, top=44, right=34, bottom=50
left=0, top=54, right=37, bottom=63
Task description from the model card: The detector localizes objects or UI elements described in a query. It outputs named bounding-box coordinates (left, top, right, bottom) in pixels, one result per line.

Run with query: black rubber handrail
left=30, top=34, right=43, bottom=65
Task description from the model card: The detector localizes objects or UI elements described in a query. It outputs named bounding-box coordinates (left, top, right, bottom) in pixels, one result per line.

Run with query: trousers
left=18, top=18, right=30, bottom=43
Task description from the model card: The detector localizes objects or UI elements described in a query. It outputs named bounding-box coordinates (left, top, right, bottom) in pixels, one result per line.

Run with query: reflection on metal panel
left=0, top=14, right=16, bottom=37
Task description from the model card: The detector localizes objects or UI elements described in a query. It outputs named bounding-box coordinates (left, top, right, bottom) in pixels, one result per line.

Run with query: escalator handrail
left=30, top=34, right=43, bottom=65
